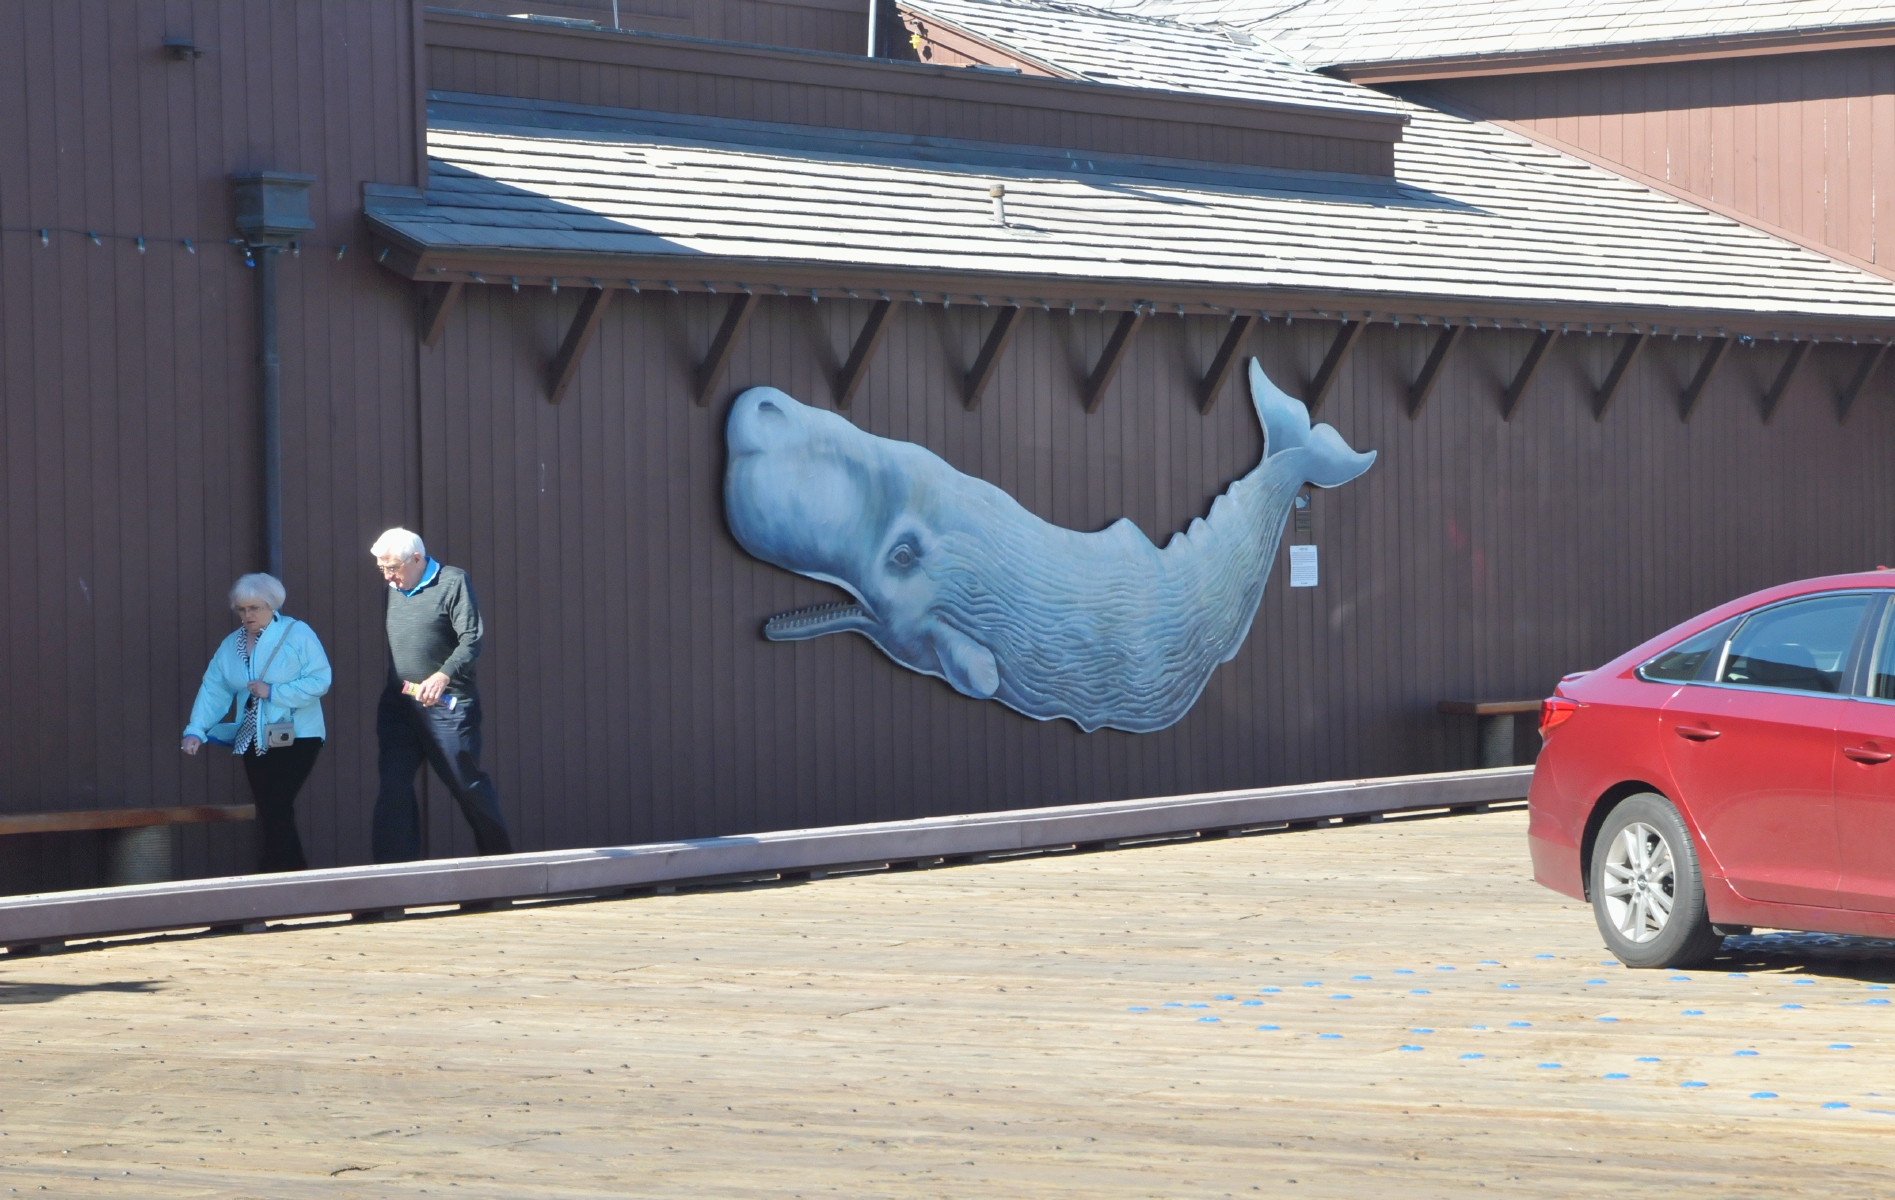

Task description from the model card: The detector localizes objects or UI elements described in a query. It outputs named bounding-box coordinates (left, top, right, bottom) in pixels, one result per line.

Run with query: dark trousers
left=240, top=736, right=321, bottom=873
left=373, top=685, right=512, bottom=863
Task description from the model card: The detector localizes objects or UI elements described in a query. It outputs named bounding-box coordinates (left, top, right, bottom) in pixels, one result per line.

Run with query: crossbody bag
left=208, top=619, right=300, bottom=748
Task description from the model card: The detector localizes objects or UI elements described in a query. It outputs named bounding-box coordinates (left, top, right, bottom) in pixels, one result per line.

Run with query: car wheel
left=1589, top=793, right=1723, bottom=969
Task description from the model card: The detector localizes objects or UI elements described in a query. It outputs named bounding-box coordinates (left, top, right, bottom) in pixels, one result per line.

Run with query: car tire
left=1589, top=793, right=1723, bottom=969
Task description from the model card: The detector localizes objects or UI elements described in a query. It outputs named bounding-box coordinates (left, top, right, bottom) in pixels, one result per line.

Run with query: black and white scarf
left=234, top=625, right=266, bottom=756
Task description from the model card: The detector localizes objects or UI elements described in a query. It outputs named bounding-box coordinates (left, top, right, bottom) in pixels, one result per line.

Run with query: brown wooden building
left=3, top=0, right=1894, bottom=893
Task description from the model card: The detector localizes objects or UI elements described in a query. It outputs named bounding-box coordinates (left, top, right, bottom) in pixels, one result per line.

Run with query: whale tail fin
left=1248, top=357, right=1376, bottom=488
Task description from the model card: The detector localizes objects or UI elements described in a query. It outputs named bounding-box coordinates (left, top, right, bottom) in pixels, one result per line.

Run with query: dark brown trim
left=1327, top=22, right=1895, bottom=83
left=547, top=286, right=614, bottom=404
left=1198, top=315, right=1255, bottom=414
left=1501, top=329, right=1560, bottom=421
left=1307, top=319, right=1365, bottom=415
left=1406, top=324, right=1462, bottom=418
left=1839, top=343, right=1890, bottom=424
left=1680, top=337, right=1732, bottom=421
left=1760, top=341, right=1812, bottom=425
left=695, top=292, right=758, bottom=407
left=963, top=304, right=1022, bottom=410
left=368, top=230, right=1895, bottom=344
left=418, top=280, right=463, bottom=348
left=1083, top=309, right=1145, bottom=413
left=425, top=11, right=1407, bottom=146
left=835, top=298, right=895, bottom=410
left=411, top=0, right=430, bottom=189
left=1592, top=332, right=1645, bottom=421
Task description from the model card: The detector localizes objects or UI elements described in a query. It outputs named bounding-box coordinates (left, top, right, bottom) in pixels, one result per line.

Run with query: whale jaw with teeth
left=723, top=359, right=1374, bottom=733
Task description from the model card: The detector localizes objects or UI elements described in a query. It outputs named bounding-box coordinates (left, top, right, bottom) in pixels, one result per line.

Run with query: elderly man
left=369, top=527, right=513, bottom=862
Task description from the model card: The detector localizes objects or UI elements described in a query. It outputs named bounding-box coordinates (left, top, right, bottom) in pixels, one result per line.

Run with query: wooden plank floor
left=3, top=809, right=1893, bottom=1197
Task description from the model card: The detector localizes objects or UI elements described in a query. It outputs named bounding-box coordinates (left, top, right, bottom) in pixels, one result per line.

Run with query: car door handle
left=1843, top=745, right=1893, bottom=764
left=1674, top=725, right=1722, bottom=742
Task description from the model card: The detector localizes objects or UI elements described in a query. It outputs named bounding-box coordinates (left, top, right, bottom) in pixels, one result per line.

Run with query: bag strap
left=254, top=617, right=298, bottom=683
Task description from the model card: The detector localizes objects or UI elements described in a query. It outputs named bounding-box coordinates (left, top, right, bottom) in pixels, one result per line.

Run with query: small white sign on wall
left=1288, top=544, right=1318, bottom=588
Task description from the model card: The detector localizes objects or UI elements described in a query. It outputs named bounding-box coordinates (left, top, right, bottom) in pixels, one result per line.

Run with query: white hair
left=229, top=573, right=286, bottom=613
left=370, top=527, right=426, bottom=560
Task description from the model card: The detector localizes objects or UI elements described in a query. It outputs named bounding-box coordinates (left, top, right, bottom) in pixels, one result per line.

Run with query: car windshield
left=1717, top=593, right=1871, bottom=694
left=1638, top=617, right=1740, bottom=683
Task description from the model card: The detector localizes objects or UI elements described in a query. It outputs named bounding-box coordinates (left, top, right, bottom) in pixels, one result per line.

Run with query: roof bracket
left=835, top=299, right=895, bottom=410
left=547, top=286, right=613, bottom=405
left=1306, top=319, right=1365, bottom=416
left=1406, top=324, right=1462, bottom=418
left=1838, top=343, right=1889, bottom=424
left=1083, top=309, right=1145, bottom=413
left=1760, top=341, right=1811, bottom=424
left=1198, top=314, right=1255, bottom=414
left=1501, top=329, right=1560, bottom=421
left=695, top=292, right=758, bottom=407
left=1591, top=332, right=1645, bottom=421
left=418, top=280, right=463, bottom=349
left=1679, top=337, right=1731, bottom=421
left=964, top=305, right=1022, bottom=410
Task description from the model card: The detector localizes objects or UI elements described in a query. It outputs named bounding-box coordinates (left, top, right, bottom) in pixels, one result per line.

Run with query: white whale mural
left=723, top=359, right=1376, bottom=732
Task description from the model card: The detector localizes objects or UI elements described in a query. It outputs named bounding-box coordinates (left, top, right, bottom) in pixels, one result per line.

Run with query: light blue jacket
left=184, top=615, right=333, bottom=748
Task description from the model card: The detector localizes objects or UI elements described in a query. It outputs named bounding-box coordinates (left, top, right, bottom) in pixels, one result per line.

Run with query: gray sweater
left=385, top=564, right=483, bottom=698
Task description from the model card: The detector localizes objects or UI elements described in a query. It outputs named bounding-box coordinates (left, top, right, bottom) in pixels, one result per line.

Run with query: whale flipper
left=932, top=623, right=999, bottom=699
left=1248, top=358, right=1376, bottom=489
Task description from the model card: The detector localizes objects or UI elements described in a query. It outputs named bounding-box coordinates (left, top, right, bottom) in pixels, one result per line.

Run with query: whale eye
left=887, top=541, right=919, bottom=571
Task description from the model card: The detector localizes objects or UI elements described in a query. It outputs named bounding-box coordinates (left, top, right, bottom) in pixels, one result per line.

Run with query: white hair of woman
left=370, top=527, right=426, bottom=560
left=228, top=572, right=287, bottom=614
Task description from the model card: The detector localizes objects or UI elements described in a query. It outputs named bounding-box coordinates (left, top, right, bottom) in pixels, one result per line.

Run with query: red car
left=1530, top=571, right=1895, bottom=968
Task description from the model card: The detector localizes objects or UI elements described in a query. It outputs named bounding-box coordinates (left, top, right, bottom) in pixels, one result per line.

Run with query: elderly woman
left=181, top=573, right=333, bottom=872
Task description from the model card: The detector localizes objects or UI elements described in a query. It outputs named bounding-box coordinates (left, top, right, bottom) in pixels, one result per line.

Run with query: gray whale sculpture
left=723, top=359, right=1375, bottom=733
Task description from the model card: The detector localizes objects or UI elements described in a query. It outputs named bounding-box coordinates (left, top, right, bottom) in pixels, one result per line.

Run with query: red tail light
left=1540, top=697, right=1579, bottom=735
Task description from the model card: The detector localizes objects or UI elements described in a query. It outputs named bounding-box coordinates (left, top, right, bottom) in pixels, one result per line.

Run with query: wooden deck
left=3, top=809, right=1892, bottom=1196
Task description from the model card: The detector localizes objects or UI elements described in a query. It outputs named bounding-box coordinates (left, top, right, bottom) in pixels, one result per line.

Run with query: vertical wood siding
left=410, top=290, right=1895, bottom=857
left=0, top=0, right=425, bottom=891
left=1423, top=49, right=1895, bottom=273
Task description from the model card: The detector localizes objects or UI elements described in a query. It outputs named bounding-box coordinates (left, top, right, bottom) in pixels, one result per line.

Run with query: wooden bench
left=1436, top=700, right=1543, bottom=768
left=0, top=805, right=255, bottom=889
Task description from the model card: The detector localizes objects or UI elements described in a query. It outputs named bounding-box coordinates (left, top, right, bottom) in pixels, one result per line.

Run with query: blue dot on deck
left=1436, top=965, right=1456, bottom=971
left=1683, top=1009, right=1705, bottom=1016
left=1330, top=994, right=1353, bottom=1000
left=1537, top=1063, right=1561, bottom=1070
left=1681, top=1081, right=1707, bottom=1089
left=1781, top=1004, right=1805, bottom=1010
left=1535, top=954, right=1555, bottom=959
left=1411, top=1028, right=1434, bottom=1034
left=1352, top=975, right=1372, bottom=981
left=1499, top=984, right=1520, bottom=990
left=1460, top=1053, right=1484, bottom=1060
left=1127, top=1006, right=1149, bottom=1012
left=1303, top=981, right=1322, bottom=988
left=1261, top=988, right=1281, bottom=994
left=1469, top=1025, right=1488, bottom=1031
left=1599, top=960, right=1616, bottom=965
left=1508, top=1021, right=1532, bottom=1028
left=1870, top=985, right=1889, bottom=991
left=1794, top=979, right=1816, bottom=986
left=1586, top=979, right=1607, bottom=985
left=1257, top=1024, right=1280, bottom=1031
left=1394, top=969, right=1414, bottom=975
left=1751, top=1092, right=1778, bottom=1099
left=1198, top=1017, right=1220, bottom=1023
left=1410, top=989, right=1431, bottom=995
left=1214, top=994, right=1235, bottom=1001
left=1318, top=1033, right=1342, bottom=1040
left=1734, top=1050, right=1759, bottom=1057
left=1163, top=1002, right=1183, bottom=1008
left=1863, top=999, right=1891, bottom=1006
left=1636, top=1056, right=1661, bottom=1063
left=1187, top=1003, right=1210, bottom=1009
left=1830, top=1043, right=1853, bottom=1050
left=1399, top=1045, right=1423, bottom=1052
left=1669, top=976, right=1691, bottom=982
left=1241, top=1000, right=1262, bottom=1007
left=1480, top=960, right=1500, bottom=965
left=1597, top=1017, right=1618, bottom=1023
left=1822, top=1102, right=1851, bottom=1109
left=1603, top=1073, right=1629, bottom=1080
left=1728, top=973, right=1749, bottom=979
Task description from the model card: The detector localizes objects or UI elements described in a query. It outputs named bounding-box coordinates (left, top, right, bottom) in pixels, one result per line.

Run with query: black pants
left=372, top=685, right=513, bottom=863
left=240, top=736, right=322, bottom=873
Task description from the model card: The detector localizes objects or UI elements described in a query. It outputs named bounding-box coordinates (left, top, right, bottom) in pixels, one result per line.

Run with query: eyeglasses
left=376, top=560, right=408, bottom=578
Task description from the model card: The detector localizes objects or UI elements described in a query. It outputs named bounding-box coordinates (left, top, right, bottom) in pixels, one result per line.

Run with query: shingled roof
left=369, top=4, right=1895, bottom=335
left=1087, top=0, right=1895, bottom=70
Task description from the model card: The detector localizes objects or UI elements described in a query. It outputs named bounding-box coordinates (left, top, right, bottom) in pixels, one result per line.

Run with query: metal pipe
left=257, top=245, right=284, bottom=579
left=867, top=0, right=878, bottom=56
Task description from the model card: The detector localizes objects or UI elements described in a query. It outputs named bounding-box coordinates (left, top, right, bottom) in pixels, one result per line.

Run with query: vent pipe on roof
left=867, top=0, right=878, bottom=56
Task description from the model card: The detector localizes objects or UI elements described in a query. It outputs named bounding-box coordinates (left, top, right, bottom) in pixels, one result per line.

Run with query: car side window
left=1718, top=593, right=1872, bottom=694
left=1867, top=603, right=1895, bottom=700
left=1638, top=616, right=1741, bottom=683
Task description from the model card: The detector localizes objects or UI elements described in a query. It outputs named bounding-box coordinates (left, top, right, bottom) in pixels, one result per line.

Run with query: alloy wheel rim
left=1601, top=821, right=1676, bottom=944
